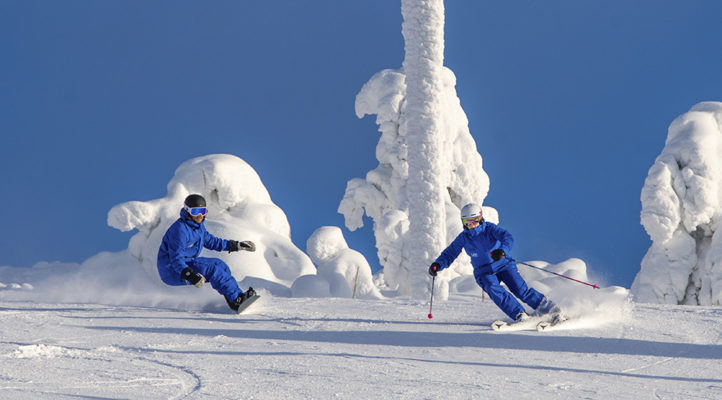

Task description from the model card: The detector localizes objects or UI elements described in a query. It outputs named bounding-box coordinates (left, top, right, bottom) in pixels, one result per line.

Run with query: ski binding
left=235, top=294, right=260, bottom=314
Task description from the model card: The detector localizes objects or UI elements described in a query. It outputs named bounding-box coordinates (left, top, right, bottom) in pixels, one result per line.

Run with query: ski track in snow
left=0, top=295, right=721, bottom=399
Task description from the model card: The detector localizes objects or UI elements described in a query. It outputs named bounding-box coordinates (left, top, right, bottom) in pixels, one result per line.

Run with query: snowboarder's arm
left=202, top=230, right=227, bottom=252
left=166, top=228, right=192, bottom=277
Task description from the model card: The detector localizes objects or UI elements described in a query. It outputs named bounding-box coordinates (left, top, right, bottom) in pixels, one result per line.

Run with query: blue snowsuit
left=433, top=220, right=545, bottom=320
left=157, top=210, right=242, bottom=302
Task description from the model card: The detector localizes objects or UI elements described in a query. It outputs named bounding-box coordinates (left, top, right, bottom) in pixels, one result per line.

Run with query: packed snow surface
left=0, top=294, right=720, bottom=399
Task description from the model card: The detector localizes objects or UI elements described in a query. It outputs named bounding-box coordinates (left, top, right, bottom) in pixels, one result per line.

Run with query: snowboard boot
left=227, top=287, right=257, bottom=311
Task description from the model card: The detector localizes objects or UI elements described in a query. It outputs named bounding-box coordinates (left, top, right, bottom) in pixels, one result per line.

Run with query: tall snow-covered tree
left=632, top=102, right=722, bottom=305
left=339, top=1, right=495, bottom=298
left=399, top=0, right=446, bottom=297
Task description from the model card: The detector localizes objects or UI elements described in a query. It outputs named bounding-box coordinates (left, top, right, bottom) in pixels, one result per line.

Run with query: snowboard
left=235, top=294, right=260, bottom=314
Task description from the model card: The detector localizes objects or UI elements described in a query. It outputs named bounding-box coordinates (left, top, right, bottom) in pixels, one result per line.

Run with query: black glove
left=228, top=240, right=256, bottom=253
left=227, top=240, right=240, bottom=252
left=490, top=249, right=506, bottom=261
left=239, top=240, right=255, bottom=252
left=428, top=262, right=441, bottom=276
left=181, top=267, right=205, bottom=288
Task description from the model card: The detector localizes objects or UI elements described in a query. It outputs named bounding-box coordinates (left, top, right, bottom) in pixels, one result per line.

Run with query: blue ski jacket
left=157, top=210, right=230, bottom=285
left=433, top=220, right=514, bottom=277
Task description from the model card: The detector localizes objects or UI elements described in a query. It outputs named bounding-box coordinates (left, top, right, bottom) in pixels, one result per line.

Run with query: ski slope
left=1, top=293, right=720, bottom=399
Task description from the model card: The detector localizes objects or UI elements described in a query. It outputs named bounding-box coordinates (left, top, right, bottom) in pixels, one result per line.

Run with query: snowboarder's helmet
left=184, top=194, right=206, bottom=208
left=460, top=203, right=482, bottom=220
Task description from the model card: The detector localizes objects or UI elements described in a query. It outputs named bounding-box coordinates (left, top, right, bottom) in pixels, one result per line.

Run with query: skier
left=428, top=203, right=560, bottom=323
left=157, top=194, right=257, bottom=312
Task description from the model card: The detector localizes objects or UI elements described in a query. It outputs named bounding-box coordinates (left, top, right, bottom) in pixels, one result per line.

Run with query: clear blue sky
left=2, top=1, right=722, bottom=288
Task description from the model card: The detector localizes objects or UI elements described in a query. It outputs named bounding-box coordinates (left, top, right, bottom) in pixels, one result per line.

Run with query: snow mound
left=107, top=154, right=316, bottom=286
left=633, top=102, right=722, bottom=305
left=306, top=226, right=383, bottom=299
left=291, top=274, right=331, bottom=298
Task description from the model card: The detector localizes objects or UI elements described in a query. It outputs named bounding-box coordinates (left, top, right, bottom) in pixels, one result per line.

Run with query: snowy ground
left=1, top=292, right=721, bottom=399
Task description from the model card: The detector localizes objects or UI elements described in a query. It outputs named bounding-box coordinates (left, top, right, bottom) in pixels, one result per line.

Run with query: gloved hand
left=181, top=267, right=205, bottom=288
left=428, top=262, right=441, bottom=276
left=239, top=240, right=255, bottom=252
left=490, top=249, right=506, bottom=261
left=227, top=240, right=256, bottom=253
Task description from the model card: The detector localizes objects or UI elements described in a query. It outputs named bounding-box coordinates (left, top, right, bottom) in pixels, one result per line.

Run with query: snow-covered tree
left=306, top=226, right=383, bottom=299
left=339, top=1, right=495, bottom=299
left=399, top=0, right=446, bottom=297
left=632, top=102, right=722, bottom=305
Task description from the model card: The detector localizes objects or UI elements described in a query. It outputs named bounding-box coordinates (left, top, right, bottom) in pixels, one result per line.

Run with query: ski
left=235, top=294, right=260, bottom=314
left=491, top=312, right=569, bottom=332
left=490, top=315, right=544, bottom=331
left=536, top=314, right=569, bottom=331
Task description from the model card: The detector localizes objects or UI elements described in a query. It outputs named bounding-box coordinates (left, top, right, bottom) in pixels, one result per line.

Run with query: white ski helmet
left=460, top=203, right=482, bottom=220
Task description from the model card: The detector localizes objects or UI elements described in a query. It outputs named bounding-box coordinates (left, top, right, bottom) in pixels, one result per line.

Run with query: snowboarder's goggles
left=462, top=216, right=480, bottom=226
left=184, top=205, right=207, bottom=216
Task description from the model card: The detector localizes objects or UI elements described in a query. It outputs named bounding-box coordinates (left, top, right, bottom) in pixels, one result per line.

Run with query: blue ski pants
left=163, top=257, right=242, bottom=302
left=475, top=260, right=545, bottom=320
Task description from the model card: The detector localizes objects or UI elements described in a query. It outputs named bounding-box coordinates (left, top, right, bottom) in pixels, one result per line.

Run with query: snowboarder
left=428, top=203, right=560, bottom=323
left=157, top=194, right=257, bottom=312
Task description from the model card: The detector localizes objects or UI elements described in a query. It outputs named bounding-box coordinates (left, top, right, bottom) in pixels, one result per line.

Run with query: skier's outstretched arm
left=431, top=234, right=465, bottom=273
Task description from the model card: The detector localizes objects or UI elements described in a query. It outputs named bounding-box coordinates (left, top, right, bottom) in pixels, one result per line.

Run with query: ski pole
left=352, top=266, right=360, bottom=299
left=428, top=275, right=435, bottom=319
left=511, top=258, right=600, bottom=289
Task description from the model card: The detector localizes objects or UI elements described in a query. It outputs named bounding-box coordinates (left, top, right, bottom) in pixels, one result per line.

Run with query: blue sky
left=2, top=1, right=721, bottom=288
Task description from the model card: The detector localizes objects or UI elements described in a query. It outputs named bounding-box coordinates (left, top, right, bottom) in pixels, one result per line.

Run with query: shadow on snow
left=84, top=323, right=722, bottom=361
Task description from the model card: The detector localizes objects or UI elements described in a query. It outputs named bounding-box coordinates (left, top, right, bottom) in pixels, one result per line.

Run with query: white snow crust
left=633, top=102, right=722, bottom=305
